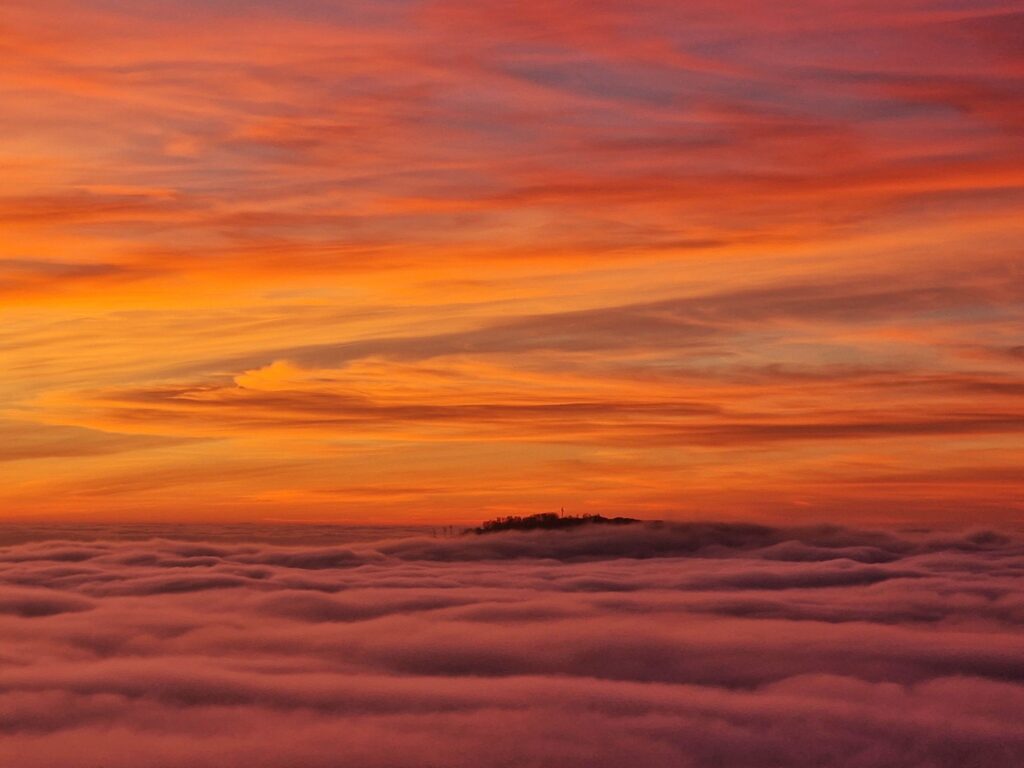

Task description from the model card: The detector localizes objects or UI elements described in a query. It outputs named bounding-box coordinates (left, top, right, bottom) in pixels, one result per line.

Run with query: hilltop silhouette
left=470, top=512, right=641, bottom=535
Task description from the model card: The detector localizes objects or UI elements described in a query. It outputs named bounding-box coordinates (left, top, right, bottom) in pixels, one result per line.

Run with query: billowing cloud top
left=1, top=523, right=1023, bottom=766
left=1, top=0, right=1023, bottom=522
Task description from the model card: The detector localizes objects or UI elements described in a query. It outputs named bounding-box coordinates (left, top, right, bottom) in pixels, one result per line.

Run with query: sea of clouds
left=1, top=522, right=1022, bottom=767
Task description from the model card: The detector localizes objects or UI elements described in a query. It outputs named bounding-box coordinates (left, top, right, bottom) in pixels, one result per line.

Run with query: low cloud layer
left=1, top=523, right=1022, bottom=767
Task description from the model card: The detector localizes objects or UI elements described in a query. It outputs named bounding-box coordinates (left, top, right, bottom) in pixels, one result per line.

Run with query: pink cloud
left=0, top=523, right=1021, bottom=766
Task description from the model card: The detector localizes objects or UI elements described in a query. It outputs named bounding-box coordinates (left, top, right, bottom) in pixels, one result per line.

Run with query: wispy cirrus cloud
left=1, top=0, right=1022, bottom=520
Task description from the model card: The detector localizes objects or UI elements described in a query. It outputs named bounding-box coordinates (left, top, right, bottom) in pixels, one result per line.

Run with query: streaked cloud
left=1, top=0, right=1021, bottom=521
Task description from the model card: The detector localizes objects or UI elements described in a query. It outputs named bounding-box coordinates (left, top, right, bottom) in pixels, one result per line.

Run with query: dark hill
left=470, top=512, right=641, bottom=534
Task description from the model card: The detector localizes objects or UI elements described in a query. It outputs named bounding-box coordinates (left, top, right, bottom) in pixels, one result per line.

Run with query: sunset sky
left=1, top=0, right=1022, bottom=523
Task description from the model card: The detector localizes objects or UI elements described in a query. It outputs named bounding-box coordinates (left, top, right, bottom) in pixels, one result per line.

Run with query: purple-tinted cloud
left=0, top=523, right=1022, bottom=766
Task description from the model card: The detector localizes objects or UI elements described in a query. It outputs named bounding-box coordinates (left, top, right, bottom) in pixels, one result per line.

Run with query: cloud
left=2, top=0, right=1023, bottom=519
left=1, top=523, right=1023, bottom=766
left=26, top=263, right=1024, bottom=448
left=0, top=420, right=195, bottom=463
left=0, top=586, right=94, bottom=617
left=205, top=267, right=1022, bottom=372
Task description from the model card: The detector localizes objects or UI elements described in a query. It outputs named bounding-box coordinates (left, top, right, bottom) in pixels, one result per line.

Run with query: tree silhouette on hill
left=469, top=512, right=640, bottom=534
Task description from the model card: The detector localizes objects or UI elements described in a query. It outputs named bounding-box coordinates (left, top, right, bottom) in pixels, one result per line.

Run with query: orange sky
left=1, top=0, right=1022, bottom=524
